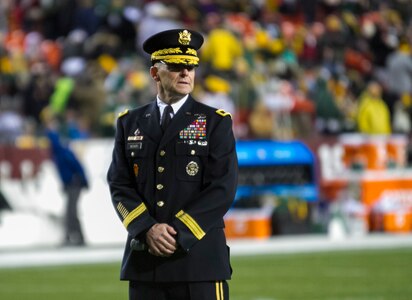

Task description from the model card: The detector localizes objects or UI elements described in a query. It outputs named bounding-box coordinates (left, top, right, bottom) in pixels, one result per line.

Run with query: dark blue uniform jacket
left=107, top=96, right=238, bottom=282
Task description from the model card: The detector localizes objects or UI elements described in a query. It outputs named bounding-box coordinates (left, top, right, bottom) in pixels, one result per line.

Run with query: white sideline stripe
left=0, top=247, right=124, bottom=268
left=0, top=234, right=412, bottom=269
left=229, top=233, right=412, bottom=255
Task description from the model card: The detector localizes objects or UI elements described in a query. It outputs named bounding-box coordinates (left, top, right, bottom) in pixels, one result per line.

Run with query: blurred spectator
left=197, top=74, right=235, bottom=116
left=137, top=1, right=182, bottom=59
left=318, top=14, right=348, bottom=75
left=309, top=70, right=344, bottom=135
left=328, top=74, right=358, bottom=132
left=392, top=93, right=412, bottom=134
left=84, top=27, right=122, bottom=58
left=357, top=81, right=392, bottom=135
left=201, top=12, right=244, bottom=79
left=21, top=44, right=59, bottom=127
left=300, top=22, right=324, bottom=67
left=0, top=108, right=25, bottom=143
left=257, top=75, right=295, bottom=140
left=49, top=76, right=75, bottom=116
left=42, top=109, right=89, bottom=246
left=61, top=29, right=88, bottom=58
left=99, top=55, right=152, bottom=136
left=0, top=188, right=11, bottom=211
left=72, top=0, right=101, bottom=36
left=100, top=0, right=137, bottom=53
left=67, top=60, right=106, bottom=137
left=0, top=188, right=12, bottom=225
left=301, top=0, right=318, bottom=24
left=366, top=16, right=396, bottom=69
left=248, top=101, right=275, bottom=139
left=385, top=42, right=412, bottom=100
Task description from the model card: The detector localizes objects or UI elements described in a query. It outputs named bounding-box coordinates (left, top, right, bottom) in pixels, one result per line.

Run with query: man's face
left=151, top=62, right=196, bottom=103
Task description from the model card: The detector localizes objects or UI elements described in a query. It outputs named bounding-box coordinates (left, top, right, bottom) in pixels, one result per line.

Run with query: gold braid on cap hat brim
left=151, top=47, right=199, bottom=65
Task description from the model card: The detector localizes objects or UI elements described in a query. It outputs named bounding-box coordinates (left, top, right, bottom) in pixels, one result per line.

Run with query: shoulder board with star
left=215, top=109, right=232, bottom=119
left=118, top=109, right=129, bottom=118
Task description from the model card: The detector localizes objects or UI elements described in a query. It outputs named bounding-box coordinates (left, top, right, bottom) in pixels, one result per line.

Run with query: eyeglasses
left=158, top=61, right=196, bottom=72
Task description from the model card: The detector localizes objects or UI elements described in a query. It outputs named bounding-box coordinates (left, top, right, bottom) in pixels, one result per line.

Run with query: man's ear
left=150, top=66, right=159, bottom=81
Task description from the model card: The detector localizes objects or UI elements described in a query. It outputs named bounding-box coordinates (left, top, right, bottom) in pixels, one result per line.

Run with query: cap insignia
left=178, top=30, right=191, bottom=45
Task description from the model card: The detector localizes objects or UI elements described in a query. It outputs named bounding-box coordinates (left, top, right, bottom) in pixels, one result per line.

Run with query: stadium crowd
left=0, top=0, right=412, bottom=146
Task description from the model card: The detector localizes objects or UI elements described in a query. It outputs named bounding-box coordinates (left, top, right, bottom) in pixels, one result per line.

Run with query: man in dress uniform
left=107, top=29, right=238, bottom=300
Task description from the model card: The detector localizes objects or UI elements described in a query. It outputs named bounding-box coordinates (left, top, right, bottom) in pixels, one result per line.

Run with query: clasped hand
left=146, top=223, right=177, bottom=257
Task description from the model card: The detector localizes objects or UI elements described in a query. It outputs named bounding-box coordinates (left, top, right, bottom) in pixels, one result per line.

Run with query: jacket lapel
left=138, top=101, right=163, bottom=143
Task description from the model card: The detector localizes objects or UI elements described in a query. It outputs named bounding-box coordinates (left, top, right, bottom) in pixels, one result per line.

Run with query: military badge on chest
left=186, top=161, right=199, bottom=176
left=179, top=114, right=207, bottom=146
left=133, top=163, right=139, bottom=177
left=126, top=128, right=144, bottom=179
left=128, top=128, right=144, bottom=141
left=177, top=116, right=207, bottom=178
left=127, top=128, right=144, bottom=157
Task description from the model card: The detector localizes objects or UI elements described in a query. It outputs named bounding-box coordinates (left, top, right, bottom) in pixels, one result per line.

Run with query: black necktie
left=161, top=105, right=173, bottom=132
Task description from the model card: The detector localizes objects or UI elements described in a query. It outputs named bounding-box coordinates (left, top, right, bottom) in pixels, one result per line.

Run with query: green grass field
left=0, top=247, right=411, bottom=300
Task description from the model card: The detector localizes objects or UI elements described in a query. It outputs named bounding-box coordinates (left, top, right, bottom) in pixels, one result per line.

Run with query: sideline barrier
left=1, top=136, right=412, bottom=249
left=225, top=140, right=317, bottom=239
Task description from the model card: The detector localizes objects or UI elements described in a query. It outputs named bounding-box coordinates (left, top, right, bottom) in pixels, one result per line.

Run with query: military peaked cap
left=143, top=29, right=204, bottom=66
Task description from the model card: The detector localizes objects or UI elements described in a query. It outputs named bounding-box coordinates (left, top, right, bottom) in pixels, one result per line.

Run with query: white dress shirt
left=157, top=95, right=188, bottom=123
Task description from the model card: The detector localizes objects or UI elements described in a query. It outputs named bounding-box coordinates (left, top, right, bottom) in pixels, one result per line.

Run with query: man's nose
left=180, top=68, right=189, bottom=76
